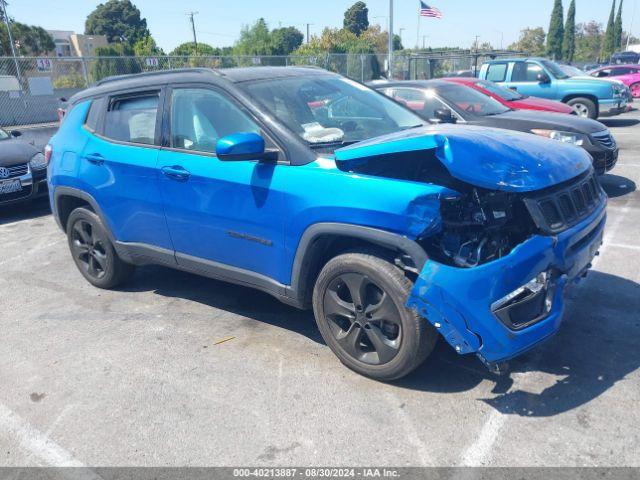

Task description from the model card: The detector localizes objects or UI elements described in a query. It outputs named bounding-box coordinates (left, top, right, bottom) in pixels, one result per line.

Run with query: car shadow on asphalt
left=0, top=198, right=51, bottom=226
left=600, top=173, right=637, bottom=199
left=121, top=265, right=323, bottom=344
left=601, top=118, right=640, bottom=128
left=393, top=270, right=640, bottom=417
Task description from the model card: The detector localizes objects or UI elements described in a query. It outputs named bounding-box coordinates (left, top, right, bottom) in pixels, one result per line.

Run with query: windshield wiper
left=400, top=124, right=425, bottom=131
left=308, top=140, right=360, bottom=149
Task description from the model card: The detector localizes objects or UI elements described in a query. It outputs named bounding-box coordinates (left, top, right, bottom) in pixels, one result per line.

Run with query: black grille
left=2, top=163, right=29, bottom=179
left=591, top=130, right=616, bottom=150
left=524, top=171, right=605, bottom=234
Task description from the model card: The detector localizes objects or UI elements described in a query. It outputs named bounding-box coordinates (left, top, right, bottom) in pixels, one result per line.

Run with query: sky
left=5, top=0, right=639, bottom=53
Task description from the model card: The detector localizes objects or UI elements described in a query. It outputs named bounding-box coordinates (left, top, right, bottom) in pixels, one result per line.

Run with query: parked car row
left=41, top=66, right=609, bottom=381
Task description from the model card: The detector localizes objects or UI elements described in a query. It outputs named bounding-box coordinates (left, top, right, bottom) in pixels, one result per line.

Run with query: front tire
left=630, top=82, right=640, bottom=99
left=566, top=97, right=597, bottom=119
left=66, top=207, right=134, bottom=289
left=312, top=252, right=437, bottom=381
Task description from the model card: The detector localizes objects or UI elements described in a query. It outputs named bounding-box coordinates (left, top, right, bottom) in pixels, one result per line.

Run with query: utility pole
left=0, top=0, right=22, bottom=89
left=187, top=11, right=199, bottom=55
left=306, top=23, right=314, bottom=43
left=388, top=0, right=394, bottom=78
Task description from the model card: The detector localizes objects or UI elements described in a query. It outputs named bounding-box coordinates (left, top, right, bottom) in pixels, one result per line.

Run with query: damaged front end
left=335, top=125, right=607, bottom=368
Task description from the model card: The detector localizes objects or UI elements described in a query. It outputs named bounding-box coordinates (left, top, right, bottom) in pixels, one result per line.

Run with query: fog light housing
left=491, top=271, right=555, bottom=330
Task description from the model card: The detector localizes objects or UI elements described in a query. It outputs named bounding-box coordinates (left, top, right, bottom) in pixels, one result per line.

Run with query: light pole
left=187, top=11, right=199, bottom=55
left=388, top=0, right=394, bottom=78
left=0, top=0, right=22, bottom=89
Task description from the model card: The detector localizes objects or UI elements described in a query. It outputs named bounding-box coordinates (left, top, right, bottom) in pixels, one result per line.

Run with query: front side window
left=391, top=88, right=450, bottom=118
left=240, top=76, right=424, bottom=151
left=0, top=128, right=9, bottom=140
left=104, top=93, right=159, bottom=145
left=612, top=67, right=633, bottom=75
left=486, top=63, right=508, bottom=82
left=512, top=62, right=544, bottom=82
left=170, top=88, right=261, bottom=154
left=593, top=69, right=612, bottom=78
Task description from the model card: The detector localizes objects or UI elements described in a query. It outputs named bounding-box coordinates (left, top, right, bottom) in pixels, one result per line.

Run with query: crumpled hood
left=0, top=139, right=39, bottom=167
left=335, top=125, right=592, bottom=193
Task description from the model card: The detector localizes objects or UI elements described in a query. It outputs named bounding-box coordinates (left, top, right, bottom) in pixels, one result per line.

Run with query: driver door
left=157, top=86, right=286, bottom=281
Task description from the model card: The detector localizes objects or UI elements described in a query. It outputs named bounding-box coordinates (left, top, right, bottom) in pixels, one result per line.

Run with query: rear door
left=79, top=89, right=173, bottom=250
left=156, top=85, right=286, bottom=282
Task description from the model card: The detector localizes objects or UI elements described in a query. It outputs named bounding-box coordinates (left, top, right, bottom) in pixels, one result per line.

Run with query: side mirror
left=537, top=72, right=551, bottom=84
left=433, top=108, right=457, bottom=124
left=10, top=130, right=21, bottom=137
left=216, top=132, right=278, bottom=162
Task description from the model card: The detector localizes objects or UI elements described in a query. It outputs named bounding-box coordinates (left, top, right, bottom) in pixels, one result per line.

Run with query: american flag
left=420, top=1, right=443, bottom=18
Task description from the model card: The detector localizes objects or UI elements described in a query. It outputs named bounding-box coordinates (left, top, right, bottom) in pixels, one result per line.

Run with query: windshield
left=0, top=128, right=9, bottom=140
left=541, top=60, right=570, bottom=79
left=558, top=64, right=586, bottom=77
left=240, top=76, right=425, bottom=151
left=475, top=80, right=524, bottom=101
left=436, top=83, right=511, bottom=117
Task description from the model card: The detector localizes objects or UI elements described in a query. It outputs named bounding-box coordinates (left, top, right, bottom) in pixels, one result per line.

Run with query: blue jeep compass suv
left=47, top=68, right=607, bottom=380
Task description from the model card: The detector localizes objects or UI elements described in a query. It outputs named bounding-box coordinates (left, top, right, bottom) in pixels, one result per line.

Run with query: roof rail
left=95, top=68, right=219, bottom=86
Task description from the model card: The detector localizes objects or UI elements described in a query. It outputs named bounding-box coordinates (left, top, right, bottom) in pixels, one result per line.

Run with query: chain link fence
left=0, top=51, right=524, bottom=128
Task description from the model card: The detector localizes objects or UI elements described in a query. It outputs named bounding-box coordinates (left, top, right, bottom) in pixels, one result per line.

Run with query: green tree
left=546, top=0, right=564, bottom=60
left=508, top=27, right=546, bottom=56
left=85, top=0, right=149, bottom=46
left=602, top=0, right=616, bottom=60
left=271, top=26, right=304, bottom=55
left=133, top=34, right=164, bottom=56
left=170, top=42, right=219, bottom=56
left=233, top=18, right=273, bottom=56
left=562, top=0, right=576, bottom=62
left=343, top=1, right=369, bottom=36
left=574, top=21, right=605, bottom=62
left=614, top=0, right=623, bottom=50
left=91, top=44, right=141, bottom=81
left=0, top=20, right=54, bottom=56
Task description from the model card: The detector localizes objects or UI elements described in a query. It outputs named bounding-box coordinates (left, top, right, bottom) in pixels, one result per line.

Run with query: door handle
left=84, top=153, right=105, bottom=165
left=161, top=165, right=191, bottom=181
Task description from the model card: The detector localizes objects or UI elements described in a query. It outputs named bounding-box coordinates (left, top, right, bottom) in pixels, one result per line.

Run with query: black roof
left=70, top=66, right=333, bottom=104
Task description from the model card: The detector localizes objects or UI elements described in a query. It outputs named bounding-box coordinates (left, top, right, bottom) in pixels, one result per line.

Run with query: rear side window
left=485, top=63, right=507, bottom=82
left=612, top=67, right=633, bottom=75
left=84, top=97, right=105, bottom=132
left=104, top=93, right=159, bottom=145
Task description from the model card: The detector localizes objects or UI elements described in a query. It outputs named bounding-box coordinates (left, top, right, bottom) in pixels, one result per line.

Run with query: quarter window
left=170, top=88, right=260, bottom=153
left=486, top=63, right=508, bottom=82
left=104, top=93, right=159, bottom=145
left=512, top=62, right=544, bottom=82
left=84, top=97, right=105, bottom=132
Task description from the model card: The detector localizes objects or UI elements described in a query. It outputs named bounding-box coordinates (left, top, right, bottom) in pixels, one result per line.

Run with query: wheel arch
left=288, top=223, right=428, bottom=308
left=53, top=187, right=114, bottom=240
left=562, top=93, right=599, bottom=115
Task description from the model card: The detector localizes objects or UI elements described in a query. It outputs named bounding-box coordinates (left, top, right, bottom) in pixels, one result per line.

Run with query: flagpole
left=416, top=7, right=421, bottom=49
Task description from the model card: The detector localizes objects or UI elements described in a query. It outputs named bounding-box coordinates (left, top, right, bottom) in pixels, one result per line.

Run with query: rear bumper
left=598, top=98, right=628, bottom=117
left=407, top=202, right=606, bottom=365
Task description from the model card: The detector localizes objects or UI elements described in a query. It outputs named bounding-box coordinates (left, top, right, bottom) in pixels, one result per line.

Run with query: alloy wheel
left=572, top=103, right=590, bottom=117
left=323, top=272, right=402, bottom=365
left=70, top=219, right=108, bottom=279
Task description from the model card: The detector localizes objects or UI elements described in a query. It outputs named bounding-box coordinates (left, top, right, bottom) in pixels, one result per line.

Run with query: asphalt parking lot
left=1, top=110, right=639, bottom=467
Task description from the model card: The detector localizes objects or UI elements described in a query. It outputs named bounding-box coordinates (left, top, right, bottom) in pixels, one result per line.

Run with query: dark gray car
left=0, top=127, right=48, bottom=206
left=372, top=80, right=619, bottom=175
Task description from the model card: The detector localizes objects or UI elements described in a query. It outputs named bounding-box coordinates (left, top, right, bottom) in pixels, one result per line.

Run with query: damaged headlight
left=531, top=129, right=590, bottom=147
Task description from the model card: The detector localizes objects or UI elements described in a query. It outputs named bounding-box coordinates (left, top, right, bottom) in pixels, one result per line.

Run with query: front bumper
left=586, top=146, right=619, bottom=175
left=407, top=202, right=606, bottom=365
left=0, top=165, right=48, bottom=206
left=598, top=98, right=628, bottom=117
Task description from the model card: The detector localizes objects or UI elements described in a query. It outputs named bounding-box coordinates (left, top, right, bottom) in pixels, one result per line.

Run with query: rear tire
left=312, top=252, right=437, bottom=381
left=566, top=97, right=597, bottom=119
left=66, top=207, right=134, bottom=289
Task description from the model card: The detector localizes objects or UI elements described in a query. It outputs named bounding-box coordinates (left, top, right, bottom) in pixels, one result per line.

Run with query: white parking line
left=458, top=409, right=506, bottom=466
left=0, top=403, right=84, bottom=467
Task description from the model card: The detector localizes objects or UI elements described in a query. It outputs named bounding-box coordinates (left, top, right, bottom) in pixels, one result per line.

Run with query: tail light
left=44, top=144, right=53, bottom=165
